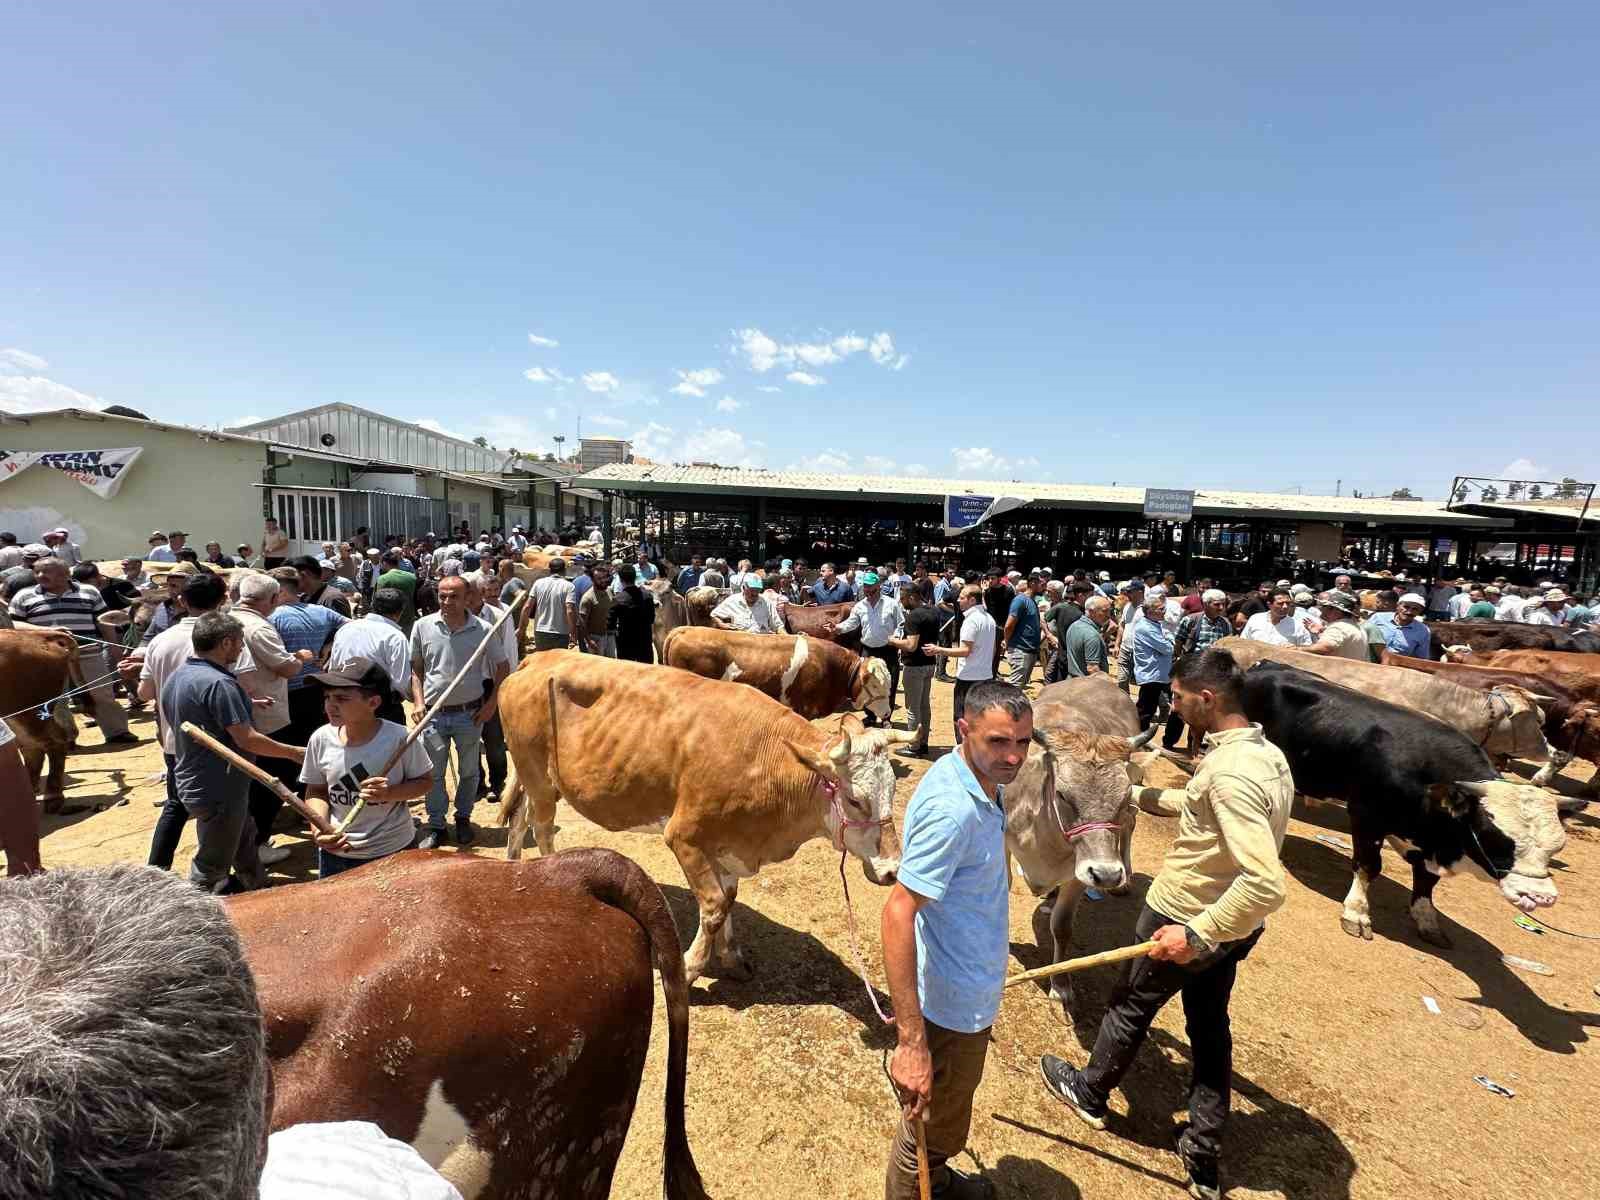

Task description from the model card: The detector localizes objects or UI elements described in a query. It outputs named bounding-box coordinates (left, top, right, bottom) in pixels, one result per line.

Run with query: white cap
left=1398, top=593, right=1427, bottom=608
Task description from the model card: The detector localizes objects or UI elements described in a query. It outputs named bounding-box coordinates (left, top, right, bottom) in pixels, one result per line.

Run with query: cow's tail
left=556, top=847, right=711, bottom=1200
left=499, top=674, right=564, bottom=831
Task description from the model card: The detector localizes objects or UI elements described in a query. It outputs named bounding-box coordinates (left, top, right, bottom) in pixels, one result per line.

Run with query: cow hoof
left=1416, top=925, right=1452, bottom=949
left=1340, top=914, right=1373, bottom=941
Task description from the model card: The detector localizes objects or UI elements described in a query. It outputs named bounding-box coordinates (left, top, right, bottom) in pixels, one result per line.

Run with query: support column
left=1180, top=520, right=1194, bottom=583
left=755, top=495, right=768, bottom=562
left=602, top=494, right=614, bottom=561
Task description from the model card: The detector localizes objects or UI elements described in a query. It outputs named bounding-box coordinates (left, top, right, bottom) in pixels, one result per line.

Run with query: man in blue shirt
left=1001, top=576, right=1043, bottom=691
left=883, top=681, right=1032, bottom=1200
left=812, top=561, right=854, bottom=605
left=674, top=553, right=705, bottom=594
left=1381, top=593, right=1432, bottom=659
left=269, top=569, right=348, bottom=745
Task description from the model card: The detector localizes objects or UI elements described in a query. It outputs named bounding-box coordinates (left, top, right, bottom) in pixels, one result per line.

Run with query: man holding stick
left=1038, top=646, right=1293, bottom=1200
left=883, top=681, right=1033, bottom=1200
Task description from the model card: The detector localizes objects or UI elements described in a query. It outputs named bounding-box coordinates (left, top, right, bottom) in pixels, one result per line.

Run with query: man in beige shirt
left=1040, top=646, right=1292, bottom=1200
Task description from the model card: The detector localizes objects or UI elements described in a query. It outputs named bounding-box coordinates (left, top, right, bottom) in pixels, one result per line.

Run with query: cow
left=1429, top=619, right=1600, bottom=659
left=649, top=578, right=720, bottom=663
left=0, top=629, right=79, bottom=812
left=232, top=848, right=710, bottom=1200
left=1002, top=674, right=1156, bottom=1011
left=1217, top=637, right=1549, bottom=762
left=662, top=626, right=891, bottom=721
left=1238, top=657, right=1565, bottom=946
left=783, top=600, right=861, bottom=651
left=497, top=653, right=911, bottom=982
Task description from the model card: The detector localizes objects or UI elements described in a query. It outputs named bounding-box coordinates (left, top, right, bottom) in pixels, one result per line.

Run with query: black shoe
left=933, top=1164, right=994, bottom=1199
left=1038, top=1055, right=1107, bottom=1129
left=104, top=732, right=140, bottom=745
left=455, top=817, right=475, bottom=846
left=479, top=787, right=500, bottom=804
left=1175, top=1124, right=1221, bottom=1200
left=417, top=827, right=447, bottom=851
left=895, top=743, right=927, bottom=759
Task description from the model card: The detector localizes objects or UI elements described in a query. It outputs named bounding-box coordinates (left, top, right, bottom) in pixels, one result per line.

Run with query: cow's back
left=0, top=631, right=76, bottom=749
left=1033, top=674, right=1140, bottom=737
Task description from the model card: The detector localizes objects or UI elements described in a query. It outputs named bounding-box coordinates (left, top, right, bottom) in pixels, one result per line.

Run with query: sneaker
left=417, top=827, right=447, bottom=851
left=934, top=1164, right=994, bottom=1199
left=1038, top=1055, right=1107, bottom=1129
left=454, top=817, right=476, bottom=846
left=257, top=843, right=292, bottom=866
left=1175, top=1124, right=1221, bottom=1200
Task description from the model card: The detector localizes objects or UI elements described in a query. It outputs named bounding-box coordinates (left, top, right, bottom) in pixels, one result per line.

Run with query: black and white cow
left=1239, top=658, right=1565, bottom=947
left=1004, top=674, right=1157, bottom=1010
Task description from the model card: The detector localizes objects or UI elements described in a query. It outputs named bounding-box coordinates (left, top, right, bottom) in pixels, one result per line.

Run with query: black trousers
left=1163, top=707, right=1189, bottom=751
left=250, top=752, right=300, bottom=846
left=1135, top=681, right=1168, bottom=729
left=861, top=643, right=899, bottom=726
left=1079, top=904, right=1263, bottom=1165
left=479, top=710, right=507, bottom=795
left=148, top=753, right=187, bottom=869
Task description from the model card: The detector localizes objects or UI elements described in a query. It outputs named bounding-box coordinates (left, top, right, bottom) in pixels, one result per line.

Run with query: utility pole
left=1336, top=478, right=1341, bottom=496
left=553, top=434, right=565, bottom=461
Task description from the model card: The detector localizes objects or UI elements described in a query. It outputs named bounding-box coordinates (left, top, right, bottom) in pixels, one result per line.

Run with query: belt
left=431, top=699, right=483, bottom=715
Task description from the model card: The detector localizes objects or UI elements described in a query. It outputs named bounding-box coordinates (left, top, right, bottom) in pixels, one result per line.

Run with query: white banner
left=944, top=493, right=1031, bottom=537
left=0, top=447, right=145, bottom=499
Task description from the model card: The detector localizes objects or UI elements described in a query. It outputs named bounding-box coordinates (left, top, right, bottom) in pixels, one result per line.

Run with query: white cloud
left=862, top=455, right=897, bottom=474
left=226, top=414, right=265, bottom=429
left=523, top=366, right=571, bottom=384
left=416, top=417, right=471, bottom=441
left=786, top=370, right=825, bottom=387
left=630, top=421, right=677, bottom=461
left=714, top=395, right=742, bottom=413
left=734, top=327, right=908, bottom=375
left=756, top=385, right=782, bottom=394
left=0, top=375, right=104, bottom=414
left=904, top=462, right=929, bottom=476
left=869, top=332, right=909, bottom=370
left=951, top=447, right=1040, bottom=476
left=527, top=332, right=560, bottom=348
left=791, top=448, right=853, bottom=472
left=669, top=366, right=725, bottom=397
left=1, top=348, right=49, bottom=371
left=833, top=334, right=868, bottom=356
left=735, top=328, right=785, bottom=373
left=588, top=412, right=627, bottom=429
left=1497, top=458, right=1553, bottom=481
left=581, top=371, right=620, bottom=394
left=630, top=420, right=764, bottom=468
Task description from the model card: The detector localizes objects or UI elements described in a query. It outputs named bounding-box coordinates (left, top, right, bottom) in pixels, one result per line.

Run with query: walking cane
left=914, top=1118, right=932, bottom=1200
left=178, top=722, right=338, bottom=837
left=332, top=590, right=527, bottom=835
left=1004, top=939, right=1159, bottom=989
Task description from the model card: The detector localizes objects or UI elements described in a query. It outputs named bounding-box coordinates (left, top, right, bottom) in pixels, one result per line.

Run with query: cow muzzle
left=863, top=856, right=898, bottom=886
left=1076, top=859, right=1126, bottom=890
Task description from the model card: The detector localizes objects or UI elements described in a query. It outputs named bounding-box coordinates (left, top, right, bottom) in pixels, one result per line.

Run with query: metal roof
left=229, top=403, right=514, bottom=474
left=576, top=463, right=1507, bottom=527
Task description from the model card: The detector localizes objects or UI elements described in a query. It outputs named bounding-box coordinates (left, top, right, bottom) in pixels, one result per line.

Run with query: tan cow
left=648, top=579, right=720, bottom=663
left=0, top=630, right=79, bottom=811
left=663, top=626, right=890, bottom=721
left=1217, top=637, right=1549, bottom=761
left=497, top=653, right=912, bottom=982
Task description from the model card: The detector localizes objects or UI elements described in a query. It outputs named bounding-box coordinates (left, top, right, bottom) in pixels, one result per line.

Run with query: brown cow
left=782, top=600, right=861, bottom=651
left=1430, top=619, right=1600, bottom=658
left=1452, top=648, right=1600, bottom=799
left=498, top=653, right=910, bottom=982
left=649, top=579, right=720, bottom=663
left=663, top=626, right=890, bottom=720
left=0, top=629, right=78, bottom=812
left=231, top=848, right=710, bottom=1200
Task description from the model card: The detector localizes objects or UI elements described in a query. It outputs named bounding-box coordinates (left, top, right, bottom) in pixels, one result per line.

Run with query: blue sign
left=1143, top=488, right=1195, bottom=521
left=943, top=493, right=1031, bottom=537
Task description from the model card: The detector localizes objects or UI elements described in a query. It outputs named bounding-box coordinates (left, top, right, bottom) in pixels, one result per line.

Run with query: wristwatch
left=1183, top=925, right=1213, bottom=954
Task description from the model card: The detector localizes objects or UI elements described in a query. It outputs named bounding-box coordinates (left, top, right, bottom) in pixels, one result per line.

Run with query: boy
left=301, top=659, right=434, bottom=878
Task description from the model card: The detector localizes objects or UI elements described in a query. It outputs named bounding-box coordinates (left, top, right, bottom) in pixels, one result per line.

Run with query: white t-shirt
left=957, top=606, right=998, bottom=681
left=299, top=719, right=433, bottom=860
left=530, top=574, right=575, bottom=635
left=1241, top=611, right=1313, bottom=646
left=259, top=1122, right=462, bottom=1200
left=711, top=592, right=781, bottom=633
left=1495, top=595, right=1525, bottom=622
left=1314, top=621, right=1371, bottom=661
left=1525, top=606, right=1563, bottom=626
left=1448, top=591, right=1475, bottom=620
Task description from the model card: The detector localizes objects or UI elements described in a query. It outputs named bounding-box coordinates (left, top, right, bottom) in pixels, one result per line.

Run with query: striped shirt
left=8, top=583, right=107, bottom=640
left=269, top=601, right=348, bottom=690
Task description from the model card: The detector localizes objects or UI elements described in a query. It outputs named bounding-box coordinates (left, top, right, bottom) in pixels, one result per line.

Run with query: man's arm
left=225, top=722, right=305, bottom=763
left=1184, top=772, right=1287, bottom=947
left=882, top=881, right=934, bottom=1118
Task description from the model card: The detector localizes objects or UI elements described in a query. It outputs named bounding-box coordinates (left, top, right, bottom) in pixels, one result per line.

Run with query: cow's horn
left=1529, top=693, right=1558, bottom=705
left=1455, top=779, right=1494, bottom=796
left=886, top=728, right=919, bottom=745
left=1126, top=726, right=1158, bottom=751
left=828, top=730, right=852, bottom=765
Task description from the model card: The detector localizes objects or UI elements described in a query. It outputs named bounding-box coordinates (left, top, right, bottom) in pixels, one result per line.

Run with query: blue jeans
left=423, top=708, right=482, bottom=829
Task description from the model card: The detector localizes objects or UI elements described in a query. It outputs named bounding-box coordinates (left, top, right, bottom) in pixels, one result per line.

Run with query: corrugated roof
left=575, top=463, right=1506, bottom=527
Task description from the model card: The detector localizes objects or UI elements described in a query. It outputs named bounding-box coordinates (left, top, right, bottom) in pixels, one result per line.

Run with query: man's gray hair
left=238, top=572, right=280, bottom=605
left=1201, top=588, right=1227, bottom=604
left=192, top=610, right=244, bottom=653
left=0, top=865, right=269, bottom=1198
left=1085, top=594, right=1111, bottom=615
left=31, top=555, right=65, bottom=572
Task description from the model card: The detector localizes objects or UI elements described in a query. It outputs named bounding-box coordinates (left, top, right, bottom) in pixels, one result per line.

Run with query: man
left=138, top=562, right=197, bottom=646
left=1113, top=580, right=1146, bottom=685
left=10, top=556, right=136, bottom=743
left=1495, top=584, right=1527, bottom=622
left=1333, top=572, right=1354, bottom=592
left=375, top=550, right=419, bottom=630
left=1040, top=647, right=1293, bottom=1200
left=1132, top=593, right=1176, bottom=728
left=1001, top=574, right=1043, bottom=691
left=675, top=552, right=706, bottom=594
left=830, top=572, right=905, bottom=727
left=409, top=574, right=507, bottom=849
left=927, top=584, right=996, bottom=734
left=727, top=558, right=754, bottom=589
left=466, top=579, right=517, bottom=802
left=883, top=557, right=913, bottom=599
left=613, top=548, right=658, bottom=593
left=0, top=866, right=464, bottom=1199
left=1426, top=577, right=1458, bottom=623
left=981, top=568, right=1014, bottom=675
left=1240, top=588, right=1312, bottom=646
left=85, top=560, right=140, bottom=614
left=700, top=557, right=727, bottom=589
left=711, top=574, right=782, bottom=633
left=329, top=586, right=413, bottom=721
left=884, top=681, right=1032, bottom=1200
left=42, top=527, right=82, bottom=564
left=890, top=587, right=940, bottom=757
left=290, top=555, right=351, bottom=618
left=1448, top=583, right=1478, bottom=621
left=1467, top=586, right=1499, bottom=619
left=1362, top=589, right=1399, bottom=661
left=1288, top=585, right=1324, bottom=637
left=1180, top=579, right=1209, bottom=616
left=1382, top=593, right=1432, bottom=659
left=523, top=557, right=574, bottom=652
left=1526, top=588, right=1571, bottom=627
left=1236, top=581, right=1272, bottom=621
left=146, top=530, right=178, bottom=563
left=507, top=525, right=529, bottom=554
left=262, top=517, right=290, bottom=568
left=1063, top=594, right=1112, bottom=677
left=0, top=531, right=23, bottom=571
left=1166, top=589, right=1233, bottom=750
left=1295, top=591, right=1370, bottom=660
left=611, top=564, right=657, bottom=663
left=576, top=562, right=616, bottom=654
left=269, top=566, right=349, bottom=747
left=202, top=541, right=235, bottom=568
left=813, top=561, right=853, bottom=605
left=163, top=612, right=305, bottom=892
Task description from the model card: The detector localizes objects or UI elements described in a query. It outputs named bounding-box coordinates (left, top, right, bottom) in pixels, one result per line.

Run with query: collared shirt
left=1382, top=618, right=1431, bottom=659
left=956, top=606, right=997, bottom=681
left=234, top=606, right=294, bottom=735
left=1005, top=593, right=1041, bottom=652
left=896, top=747, right=1010, bottom=1033
left=45, top=540, right=82, bottom=564
left=330, top=612, right=414, bottom=696
left=1175, top=612, right=1231, bottom=655
left=711, top=592, right=782, bottom=633
left=1142, top=723, right=1293, bottom=945
left=260, top=1121, right=463, bottom=1200
left=531, top=574, right=574, bottom=635
left=932, top=578, right=959, bottom=605
left=613, top=561, right=659, bottom=593
left=1063, top=617, right=1108, bottom=676
left=1525, top=606, right=1565, bottom=627
left=146, top=545, right=176, bottom=562
left=141, top=616, right=201, bottom=754
left=409, top=611, right=507, bottom=707
left=675, top=566, right=705, bottom=593
left=271, top=601, right=348, bottom=690
left=1311, top=620, right=1372, bottom=661
left=836, top=593, right=904, bottom=648
left=140, top=598, right=179, bottom=645
left=9, top=582, right=106, bottom=640
left=476, top=601, right=519, bottom=668
left=1132, top=616, right=1175, bottom=684
left=1241, top=611, right=1312, bottom=646
left=162, top=657, right=256, bottom=813
left=812, top=577, right=854, bottom=605
left=1427, top=584, right=1457, bottom=612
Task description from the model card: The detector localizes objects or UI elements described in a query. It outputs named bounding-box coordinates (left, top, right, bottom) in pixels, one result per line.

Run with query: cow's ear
left=782, top=738, right=840, bottom=781
left=1429, top=782, right=1472, bottom=817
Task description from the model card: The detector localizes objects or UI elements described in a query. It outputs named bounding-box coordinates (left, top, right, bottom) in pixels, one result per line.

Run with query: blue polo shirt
left=813, top=578, right=854, bottom=605
left=1006, top=593, right=1041, bottom=652
left=1382, top=618, right=1432, bottom=659
left=896, top=748, right=1009, bottom=1033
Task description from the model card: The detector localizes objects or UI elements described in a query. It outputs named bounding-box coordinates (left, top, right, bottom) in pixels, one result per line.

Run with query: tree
left=1528, top=484, right=1544, bottom=500
left=472, top=436, right=489, bottom=448
left=1556, top=476, right=1580, bottom=499
left=1454, top=484, right=1469, bottom=503
left=1507, top=481, right=1524, bottom=500
left=1481, top=484, right=1500, bottom=502
left=1390, top=486, right=1418, bottom=500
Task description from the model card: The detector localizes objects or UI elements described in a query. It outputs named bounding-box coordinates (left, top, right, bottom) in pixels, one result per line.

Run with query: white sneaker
left=257, top=843, right=292, bottom=866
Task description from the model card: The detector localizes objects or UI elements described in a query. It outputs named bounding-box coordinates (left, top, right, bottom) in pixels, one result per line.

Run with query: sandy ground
left=18, top=679, right=1600, bottom=1200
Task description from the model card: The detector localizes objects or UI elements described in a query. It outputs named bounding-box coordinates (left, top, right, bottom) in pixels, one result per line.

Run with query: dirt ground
left=18, top=679, right=1600, bottom=1200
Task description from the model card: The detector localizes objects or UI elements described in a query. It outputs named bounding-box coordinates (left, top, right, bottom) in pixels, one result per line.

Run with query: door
left=273, top=490, right=341, bottom=559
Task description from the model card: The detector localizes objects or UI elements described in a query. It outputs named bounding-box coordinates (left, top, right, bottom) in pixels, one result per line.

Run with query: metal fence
left=336, top=490, right=450, bottom=543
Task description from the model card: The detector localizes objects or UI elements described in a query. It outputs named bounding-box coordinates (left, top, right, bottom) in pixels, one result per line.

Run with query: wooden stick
left=334, top=590, right=527, bottom=835
left=178, top=721, right=337, bottom=837
left=914, top=1117, right=932, bottom=1200
left=1004, top=939, right=1159, bottom=989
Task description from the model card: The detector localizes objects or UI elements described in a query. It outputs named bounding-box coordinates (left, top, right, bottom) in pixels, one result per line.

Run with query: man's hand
left=823, top=621, right=837, bottom=633
left=357, top=776, right=391, bottom=802
left=1149, top=923, right=1197, bottom=964
left=313, top=828, right=352, bottom=853
left=889, top=1037, right=934, bottom=1120
left=294, top=648, right=316, bottom=663
left=410, top=706, right=426, bottom=726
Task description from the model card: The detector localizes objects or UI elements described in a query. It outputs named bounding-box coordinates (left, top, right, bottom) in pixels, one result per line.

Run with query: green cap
left=744, top=575, right=765, bottom=590
left=862, top=572, right=880, bottom=586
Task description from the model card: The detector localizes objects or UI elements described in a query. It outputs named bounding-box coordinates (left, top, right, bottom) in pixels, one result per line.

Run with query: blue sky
left=4, top=3, right=1597, bottom=497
